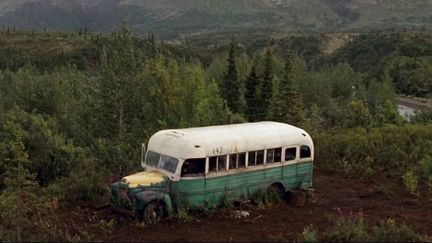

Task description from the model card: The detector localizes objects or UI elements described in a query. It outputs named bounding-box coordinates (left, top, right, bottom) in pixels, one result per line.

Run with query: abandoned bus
left=111, top=121, right=314, bottom=221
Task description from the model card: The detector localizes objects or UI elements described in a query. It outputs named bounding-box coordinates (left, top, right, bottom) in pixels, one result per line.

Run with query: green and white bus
left=111, top=121, right=314, bottom=221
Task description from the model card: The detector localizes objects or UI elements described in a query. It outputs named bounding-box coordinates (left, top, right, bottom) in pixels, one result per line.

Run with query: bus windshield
left=145, top=150, right=179, bottom=174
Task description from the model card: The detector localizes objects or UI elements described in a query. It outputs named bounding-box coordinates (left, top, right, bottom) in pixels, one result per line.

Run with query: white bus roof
left=147, top=121, right=313, bottom=160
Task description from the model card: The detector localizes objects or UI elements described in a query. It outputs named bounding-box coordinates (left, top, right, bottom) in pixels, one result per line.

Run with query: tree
left=367, top=73, right=400, bottom=125
left=330, top=62, right=355, bottom=102
left=0, top=107, right=38, bottom=242
left=344, top=100, right=371, bottom=128
left=424, top=63, right=432, bottom=95
left=257, top=48, right=274, bottom=120
left=269, top=52, right=304, bottom=125
left=149, top=33, right=157, bottom=57
left=244, top=64, right=260, bottom=121
left=98, top=23, right=141, bottom=139
left=221, top=37, right=241, bottom=113
left=179, top=64, right=229, bottom=127
left=84, top=26, right=88, bottom=39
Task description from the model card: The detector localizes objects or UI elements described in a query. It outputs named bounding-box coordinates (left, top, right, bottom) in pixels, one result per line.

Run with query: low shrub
left=316, top=209, right=428, bottom=242
left=315, top=125, right=432, bottom=179
left=371, top=219, right=426, bottom=242
left=298, top=224, right=318, bottom=242
left=175, top=206, right=194, bottom=223
left=323, top=208, right=368, bottom=242
left=250, top=187, right=282, bottom=207
left=403, top=170, right=419, bottom=195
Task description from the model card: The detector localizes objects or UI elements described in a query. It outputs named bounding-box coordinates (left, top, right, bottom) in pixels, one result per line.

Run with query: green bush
left=403, top=170, right=418, bottom=195
left=323, top=208, right=368, bottom=242
left=46, top=181, right=66, bottom=203
left=298, top=224, right=318, bottom=242
left=371, top=219, right=426, bottom=242
left=250, top=186, right=284, bottom=208
left=417, top=155, right=432, bottom=180
left=45, top=156, right=109, bottom=205
left=221, top=191, right=235, bottom=208
left=315, top=125, right=432, bottom=179
left=175, top=206, right=194, bottom=223
left=310, top=216, right=427, bottom=243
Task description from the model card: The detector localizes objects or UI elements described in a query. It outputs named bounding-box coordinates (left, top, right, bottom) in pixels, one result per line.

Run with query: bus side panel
left=282, top=161, right=313, bottom=190
left=205, top=166, right=284, bottom=206
left=296, top=161, right=313, bottom=188
left=170, top=178, right=206, bottom=209
left=282, top=163, right=299, bottom=190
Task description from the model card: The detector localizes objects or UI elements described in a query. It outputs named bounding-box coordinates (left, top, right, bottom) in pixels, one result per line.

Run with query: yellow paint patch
left=123, top=171, right=165, bottom=188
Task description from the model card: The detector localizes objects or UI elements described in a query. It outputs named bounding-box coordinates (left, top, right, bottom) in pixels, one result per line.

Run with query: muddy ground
left=58, top=170, right=432, bottom=242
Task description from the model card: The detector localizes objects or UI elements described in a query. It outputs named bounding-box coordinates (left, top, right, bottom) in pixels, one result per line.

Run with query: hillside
left=1, top=0, right=432, bottom=38
left=1, top=24, right=432, bottom=242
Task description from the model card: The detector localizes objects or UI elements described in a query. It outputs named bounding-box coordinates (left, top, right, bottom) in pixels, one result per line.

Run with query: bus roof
left=147, top=121, right=314, bottom=160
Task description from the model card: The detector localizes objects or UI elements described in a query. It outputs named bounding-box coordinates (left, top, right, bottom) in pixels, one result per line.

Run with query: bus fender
left=134, top=191, right=173, bottom=215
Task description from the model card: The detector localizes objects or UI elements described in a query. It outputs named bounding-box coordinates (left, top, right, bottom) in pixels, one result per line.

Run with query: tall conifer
left=245, top=64, right=260, bottom=121
left=221, top=37, right=241, bottom=113
left=269, top=51, right=304, bottom=125
left=257, top=48, right=274, bottom=120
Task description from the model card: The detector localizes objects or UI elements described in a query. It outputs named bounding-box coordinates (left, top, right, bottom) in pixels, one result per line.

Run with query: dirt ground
left=58, top=169, right=432, bottom=242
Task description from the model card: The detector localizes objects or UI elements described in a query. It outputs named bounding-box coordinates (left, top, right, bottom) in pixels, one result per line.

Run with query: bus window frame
left=205, top=145, right=312, bottom=177
left=299, top=145, right=312, bottom=160
left=284, top=146, right=298, bottom=162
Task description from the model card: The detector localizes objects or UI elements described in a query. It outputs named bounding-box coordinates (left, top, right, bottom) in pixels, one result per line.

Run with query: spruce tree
left=221, top=37, right=241, bottom=113
left=269, top=52, right=304, bottom=125
left=425, top=63, right=432, bottom=94
left=257, top=48, right=274, bottom=120
left=150, top=33, right=157, bottom=57
left=245, top=64, right=260, bottom=121
left=84, top=26, right=88, bottom=39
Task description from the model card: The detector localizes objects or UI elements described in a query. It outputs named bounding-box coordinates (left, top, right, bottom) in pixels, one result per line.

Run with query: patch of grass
left=96, top=218, right=116, bottom=234
left=250, top=187, right=282, bottom=208
left=323, top=208, right=368, bottom=242
left=371, top=219, right=426, bottom=242
left=174, top=206, right=194, bottom=223
left=298, top=224, right=318, bottom=242
left=200, top=201, right=218, bottom=216
left=316, top=209, right=429, bottom=242
left=403, top=170, right=419, bottom=196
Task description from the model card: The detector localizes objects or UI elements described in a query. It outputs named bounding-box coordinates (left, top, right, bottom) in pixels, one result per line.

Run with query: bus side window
left=229, top=154, right=237, bottom=170
left=238, top=153, right=246, bottom=168
left=300, top=145, right=311, bottom=159
left=256, top=150, right=264, bottom=165
left=181, top=158, right=205, bottom=177
left=266, top=149, right=274, bottom=164
left=274, top=148, right=281, bottom=162
left=218, top=155, right=227, bottom=172
left=209, top=156, right=217, bottom=173
left=248, top=151, right=256, bottom=166
left=285, top=147, right=297, bottom=161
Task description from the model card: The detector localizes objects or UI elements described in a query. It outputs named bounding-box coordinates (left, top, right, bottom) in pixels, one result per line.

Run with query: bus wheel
left=268, top=183, right=285, bottom=200
left=143, top=201, right=164, bottom=224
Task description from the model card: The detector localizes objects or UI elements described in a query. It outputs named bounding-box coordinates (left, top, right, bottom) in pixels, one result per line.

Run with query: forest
left=1, top=24, right=432, bottom=241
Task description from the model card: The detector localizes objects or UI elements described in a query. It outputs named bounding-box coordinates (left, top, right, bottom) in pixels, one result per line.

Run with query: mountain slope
left=1, top=0, right=432, bottom=37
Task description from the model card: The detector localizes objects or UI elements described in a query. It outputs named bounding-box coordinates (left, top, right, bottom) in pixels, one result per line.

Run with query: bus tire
left=268, top=183, right=285, bottom=200
left=142, top=201, right=165, bottom=224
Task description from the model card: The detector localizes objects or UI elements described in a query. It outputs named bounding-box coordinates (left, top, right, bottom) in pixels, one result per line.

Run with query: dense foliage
left=0, top=26, right=431, bottom=241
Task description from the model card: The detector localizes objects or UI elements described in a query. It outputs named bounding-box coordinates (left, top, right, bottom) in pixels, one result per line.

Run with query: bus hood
left=122, top=171, right=167, bottom=188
